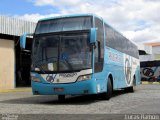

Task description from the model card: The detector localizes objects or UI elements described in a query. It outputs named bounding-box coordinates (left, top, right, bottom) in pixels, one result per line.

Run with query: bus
left=20, top=14, right=141, bottom=101
left=141, top=60, right=160, bottom=82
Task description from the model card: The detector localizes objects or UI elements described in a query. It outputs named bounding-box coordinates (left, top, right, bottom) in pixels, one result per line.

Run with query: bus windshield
left=32, top=33, right=92, bottom=73
left=35, top=16, right=92, bottom=34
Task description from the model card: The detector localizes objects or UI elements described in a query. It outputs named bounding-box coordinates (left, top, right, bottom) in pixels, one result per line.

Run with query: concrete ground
left=0, top=84, right=160, bottom=119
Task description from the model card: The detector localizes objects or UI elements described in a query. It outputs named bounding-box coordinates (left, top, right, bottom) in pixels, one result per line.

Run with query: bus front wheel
left=101, top=77, right=112, bottom=100
left=58, top=95, right=65, bottom=102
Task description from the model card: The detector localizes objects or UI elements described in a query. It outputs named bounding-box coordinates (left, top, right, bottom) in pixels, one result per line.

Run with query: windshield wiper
left=34, top=57, right=57, bottom=62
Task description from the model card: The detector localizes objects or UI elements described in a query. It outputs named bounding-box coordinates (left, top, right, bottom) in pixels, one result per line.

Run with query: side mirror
left=90, top=28, right=97, bottom=44
left=20, top=33, right=33, bottom=49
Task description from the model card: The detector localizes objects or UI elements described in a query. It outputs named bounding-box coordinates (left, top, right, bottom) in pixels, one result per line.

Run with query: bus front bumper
left=31, top=80, right=97, bottom=95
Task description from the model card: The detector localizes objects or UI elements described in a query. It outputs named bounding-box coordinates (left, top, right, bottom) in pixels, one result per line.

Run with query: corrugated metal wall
left=0, top=15, right=36, bottom=36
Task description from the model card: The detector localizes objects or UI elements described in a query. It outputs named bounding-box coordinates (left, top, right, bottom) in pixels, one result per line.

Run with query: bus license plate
left=54, top=88, right=64, bottom=92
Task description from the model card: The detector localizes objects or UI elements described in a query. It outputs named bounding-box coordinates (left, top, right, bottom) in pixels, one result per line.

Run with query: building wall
left=140, top=54, right=154, bottom=61
left=0, top=15, right=37, bottom=89
left=152, top=46, right=160, bottom=54
left=152, top=46, right=160, bottom=60
left=0, top=39, right=15, bottom=89
left=140, top=46, right=160, bottom=61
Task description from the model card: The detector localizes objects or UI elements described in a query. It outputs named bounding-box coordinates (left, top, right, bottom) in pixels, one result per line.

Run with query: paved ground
left=0, top=84, right=160, bottom=119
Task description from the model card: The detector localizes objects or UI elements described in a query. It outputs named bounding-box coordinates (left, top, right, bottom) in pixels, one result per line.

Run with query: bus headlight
left=31, top=76, right=41, bottom=82
left=77, top=74, right=92, bottom=81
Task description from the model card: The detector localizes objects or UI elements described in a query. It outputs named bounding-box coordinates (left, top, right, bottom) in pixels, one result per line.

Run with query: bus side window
left=95, top=41, right=100, bottom=62
left=94, top=17, right=104, bottom=73
left=98, top=41, right=101, bottom=62
left=95, top=41, right=103, bottom=72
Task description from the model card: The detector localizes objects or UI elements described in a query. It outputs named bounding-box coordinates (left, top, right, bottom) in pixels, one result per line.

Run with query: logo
left=46, top=74, right=56, bottom=83
left=2, top=114, right=18, bottom=120
left=143, top=68, right=154, bottom=77
left=59, top=73, right=77, bottom=78
left=125, top=58, right=132, bottom=85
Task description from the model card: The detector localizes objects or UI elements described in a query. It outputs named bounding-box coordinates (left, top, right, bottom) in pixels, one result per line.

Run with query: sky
left=0, top=0, right=160, bottom=43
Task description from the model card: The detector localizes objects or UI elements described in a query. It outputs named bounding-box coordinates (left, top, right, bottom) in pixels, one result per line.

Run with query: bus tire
left=125, top=77, right=135, bottom=93
left=101, top=77, right=112, bottom=100
left=58, top=95, right=65, bottom=102
left=125, top=86, right=134, bottom=93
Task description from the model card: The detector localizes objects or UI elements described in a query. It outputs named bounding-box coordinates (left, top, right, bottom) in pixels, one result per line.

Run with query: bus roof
left=38, top=14, right=137, bottom=48
left=38, top=13, right=103, bottom=22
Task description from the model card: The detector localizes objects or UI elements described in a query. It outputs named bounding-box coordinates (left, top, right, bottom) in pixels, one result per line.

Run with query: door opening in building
left=15, top=37, right=32, bottom=87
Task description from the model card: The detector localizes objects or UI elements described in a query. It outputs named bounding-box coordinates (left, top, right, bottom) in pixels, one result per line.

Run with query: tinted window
left=105, top=24, right=139, bottom=58
left=32, top=33, right=91, bottom=73
left=94, top=17, right=104, bottom=72
left=35, top=16, right=92, bottom=34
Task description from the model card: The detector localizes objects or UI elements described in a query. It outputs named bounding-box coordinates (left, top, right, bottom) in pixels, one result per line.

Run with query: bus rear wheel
left=124, top=86, right=134, bottom=93
left=58, top=95, right=65, bottom=102
left=125, top=77, right=136, bottom=93
left=101, top=77, right=112, bottom=100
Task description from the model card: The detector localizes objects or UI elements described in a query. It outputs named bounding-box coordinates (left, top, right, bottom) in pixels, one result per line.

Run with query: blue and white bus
left=20, top=14, right=141, bottom=101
